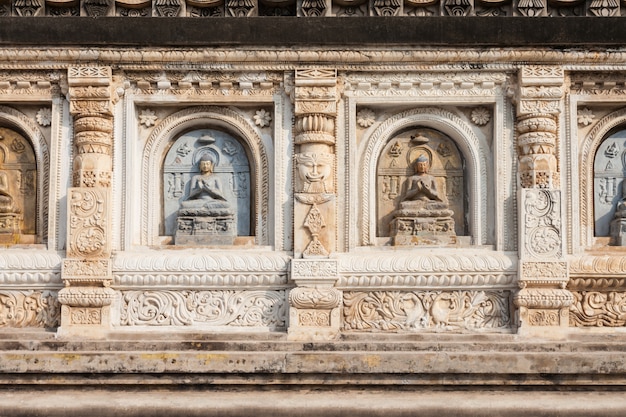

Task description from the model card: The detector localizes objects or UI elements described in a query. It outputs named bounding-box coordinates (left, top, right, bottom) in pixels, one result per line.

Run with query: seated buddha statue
left=178, top=154, right=233, bottom=217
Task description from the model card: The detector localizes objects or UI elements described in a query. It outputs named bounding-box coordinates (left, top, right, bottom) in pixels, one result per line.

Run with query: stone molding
left=359, top=107, right=488, bottom=246
left=0, top=250, right=62, bottom=286
left=112, top=251, right=290, bottom=288
left=125, top=70, right=282, bottom=100
left=7, top=49, right=626, bottom=68
left=142, top=105, right=269, bottom=246
left=336, top=251, right=516, bottom=289
left=343, top=71, right=507, bottom=97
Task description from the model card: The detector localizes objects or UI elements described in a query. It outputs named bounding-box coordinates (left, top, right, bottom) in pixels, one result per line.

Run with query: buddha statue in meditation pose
left=390, top=154, right=456, bottom=246
left=175, top=154, right=235, bottom=245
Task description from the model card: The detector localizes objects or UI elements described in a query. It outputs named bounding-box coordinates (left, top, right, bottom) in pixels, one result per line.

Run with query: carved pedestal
left=59, top=257, right=115, bottom=337
left=288, top=259, right=341, bottom=340
left=514, top=190, right=572, bottom=336
left=175, top=215, right=236, bottom=245
left=390, top=216, right=456, bottom=246
left=0, top=213, right=20, bottom=242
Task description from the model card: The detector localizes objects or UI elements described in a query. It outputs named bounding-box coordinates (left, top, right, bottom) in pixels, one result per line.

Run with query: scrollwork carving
left=523, top=189, right=562, bottom=259
left=289, top=287, right=342, bottom=309
left=570, top=291, right=626, bottom=327
left=68, top=188, right=109, bottom=258
left=343, top=290, right=511, bottom=331
left=0, top=290, right=60, bottom=328
left=121, top=290, right=287, bottom=328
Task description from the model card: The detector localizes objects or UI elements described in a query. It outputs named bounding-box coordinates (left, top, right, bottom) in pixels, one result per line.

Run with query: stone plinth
left=0, top=213, right=20, bottom=242
left=390, top=201, right=456, bottom=246
left=175, top=215, right=236, bottom=246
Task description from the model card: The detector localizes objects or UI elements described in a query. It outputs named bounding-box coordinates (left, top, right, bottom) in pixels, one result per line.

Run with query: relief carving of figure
left=175, top=153, right=236, bottom=246
left=611, top=179, right=626, bottom=246
left=402, top=154, right=443, bottom=203
left=0, top=170, right=19, bottom=214
left=295, top=152, right=334, bottom=194
left=179, top=154, right=232, bottom=215
left=390, top=152, right=456, bottom=246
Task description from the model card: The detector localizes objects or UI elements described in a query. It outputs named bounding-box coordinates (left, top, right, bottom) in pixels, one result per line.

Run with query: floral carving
left=139, top=109, right=158, bottom=127
left=578, top=108, right=595, bottom=126
left=68, top=188, right=108, bottom=258
left=298, top=310, right=331, bottom=326
left=253, top=109, right=272, bottom=127
left=524, top=189, right=561, bottom=259
left=0, top=290, right=60, bottom=329
left=570, top=291, right=626, bottom=327
left=343, top=290, right=511, bottom=331
left=70, top=307, right=101, bottom=325
left=121, top=290, right=287, bottom=328
left=36, top=107, right=52, bottom=127
left=357, top=108, right=376, bottom=128
left=291, top=259, right=338, bottom=278
left=289, top=287, right=341, bottom=309
left=528, top=310, right=559, bottom=326
left=470, top=107, right=490, bottom=126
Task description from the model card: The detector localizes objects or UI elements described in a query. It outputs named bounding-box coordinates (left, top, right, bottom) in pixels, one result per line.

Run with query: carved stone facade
left=2, top=16, right=626, bottom=415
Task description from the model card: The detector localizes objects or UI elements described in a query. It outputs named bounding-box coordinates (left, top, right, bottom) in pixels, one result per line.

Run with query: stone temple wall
left=1, top=17, right=626, bottom=416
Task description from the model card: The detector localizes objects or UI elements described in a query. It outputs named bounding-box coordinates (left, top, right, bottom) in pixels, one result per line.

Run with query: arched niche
left=376, top=127, right=467, bottom=238
left=143, top=106, right=268, bottom=246
left=360, top=107, right=488, bottom=247
left=580, top=107, right=626, bottom=247
left=593, top=128, right=626, bottom=237
left=0, top=106, right=49, bottom=244
left=163, top=128, right=253, bottom=238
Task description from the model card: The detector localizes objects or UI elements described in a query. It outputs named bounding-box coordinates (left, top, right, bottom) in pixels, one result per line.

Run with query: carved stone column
left=288, top=69, right=341, bottom=340
left=513, top=66, right=573, bottom=334
left=58, top=67, right=115, bottom=337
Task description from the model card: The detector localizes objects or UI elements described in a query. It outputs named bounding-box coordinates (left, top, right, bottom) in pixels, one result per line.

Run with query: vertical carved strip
left=59, top=67, right=115, bottom=335
left=289, top=69, right=341, bottom=340
left=514, top=66, right=571, bottom=333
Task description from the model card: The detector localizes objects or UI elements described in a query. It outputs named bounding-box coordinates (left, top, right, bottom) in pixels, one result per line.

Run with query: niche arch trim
left=142, top=106, right=269, bottom=246
left=360, top=107, right=488, bottom=246
left=0, top=105, right=49, bottom=244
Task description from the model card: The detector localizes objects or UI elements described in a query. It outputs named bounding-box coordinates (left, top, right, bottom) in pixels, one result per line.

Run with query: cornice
left=3, top=48, right=626, bottom=69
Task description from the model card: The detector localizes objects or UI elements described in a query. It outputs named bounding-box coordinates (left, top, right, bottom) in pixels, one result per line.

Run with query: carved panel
left=163, top=129, right=251, bottom=238
left=570, top=291, right=626, bottom=327
left=121, top=290, right=287, bottom=328
left=0, top=290, right=60, bottom=328
left=343, top=290, right=511, bottom=331
left=521, top=189, right=562, bottom=259
left=67, top=187, right=111, bottom=259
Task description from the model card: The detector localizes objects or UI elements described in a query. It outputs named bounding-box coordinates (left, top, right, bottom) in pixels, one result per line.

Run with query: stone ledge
left=1, top=388, right=626, bottom=417
left=1, top=333, right=626, bottom=383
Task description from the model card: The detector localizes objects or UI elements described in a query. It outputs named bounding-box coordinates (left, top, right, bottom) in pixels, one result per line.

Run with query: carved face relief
left=295, top=152, right=334, bottom=194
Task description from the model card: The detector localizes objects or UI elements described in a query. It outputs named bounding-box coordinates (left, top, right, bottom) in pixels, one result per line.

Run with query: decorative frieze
left=343, top=290, right=512, bottom=331
left=121, top=290, right=287, bottom=328
left=0, top=290, right=60, bottom=328
left=125, top=70, right=282, bottom=98
left=343, top=71, right=506, bottom=97
left=570, top=291, right=626, bottom=327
